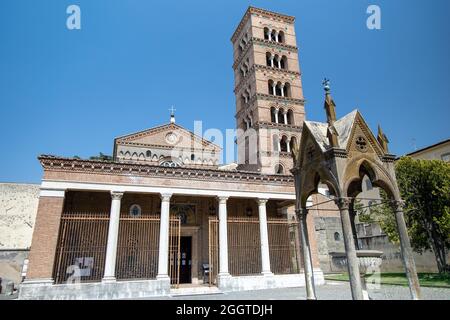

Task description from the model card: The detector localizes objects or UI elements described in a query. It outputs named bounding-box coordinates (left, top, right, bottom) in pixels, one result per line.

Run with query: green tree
left=358, top=157, right=450, bottom=273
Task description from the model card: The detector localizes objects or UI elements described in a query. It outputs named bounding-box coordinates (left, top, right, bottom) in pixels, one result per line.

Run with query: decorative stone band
left=248, top=93, right=305, bottom=106
left=38, top=155, right=294, bottom=185
left=253, top=122, right=303, bottom=132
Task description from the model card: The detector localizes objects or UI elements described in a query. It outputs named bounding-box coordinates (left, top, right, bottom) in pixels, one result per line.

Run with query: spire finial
left=322, top=78, right=331, bottom=93
left=377, top=124, right=389, bottom=153
left=169, top=106, right=176, bottom=124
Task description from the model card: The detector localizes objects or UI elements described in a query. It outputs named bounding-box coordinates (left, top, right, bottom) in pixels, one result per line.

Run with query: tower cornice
left=231, top=7, right=295, bottom=43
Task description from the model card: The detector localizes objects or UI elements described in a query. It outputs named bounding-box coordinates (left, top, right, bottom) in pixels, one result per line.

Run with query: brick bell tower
left=231, top=7, right=305, bottom=174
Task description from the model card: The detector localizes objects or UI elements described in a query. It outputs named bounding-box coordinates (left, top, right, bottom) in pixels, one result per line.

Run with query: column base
left=22, top=278, right=54, bottom=285
left=261, top=271, right=274, bottom=276
left=156, top=274, right=170, bottom=281
left=102, top=276, right=116, bottom=283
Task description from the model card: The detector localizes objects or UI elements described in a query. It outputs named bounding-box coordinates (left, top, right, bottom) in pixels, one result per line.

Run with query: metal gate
left=115, top=213, right=160, bottom=280
left=267, top=217, right=301, bottom=274
left=208, top=216, right=301, bottom=285
left=53, top=211, right=110, bottom=284
left=169, top=214, right=181, bottom=288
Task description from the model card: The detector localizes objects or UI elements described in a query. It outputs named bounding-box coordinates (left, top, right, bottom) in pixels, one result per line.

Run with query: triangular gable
left=344, top=111, right=384, bottom=156
left=115, top=123, right=221, bottom=151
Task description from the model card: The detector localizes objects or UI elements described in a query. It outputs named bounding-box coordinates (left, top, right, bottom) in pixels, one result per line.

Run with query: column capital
left=217, top=196, right=229, bottom=203
left=160, top=193, right=172, bottom=202
left=334, top=197, right=352, bottom=210
left=257, top=198, right=268, bottom=206
left=295, top=208, right=309, bottom=219
left=392, top=199, right=406, bottom=211
left=110, top=191, right=124, bottom=200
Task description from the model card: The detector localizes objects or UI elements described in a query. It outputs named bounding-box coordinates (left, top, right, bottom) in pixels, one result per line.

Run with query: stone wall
left=0, top=183, right=39, bottom=249
left=0, top=183, right=39, bottom=288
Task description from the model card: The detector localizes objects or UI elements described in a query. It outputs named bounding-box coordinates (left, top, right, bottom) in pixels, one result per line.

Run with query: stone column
left=270, top=55, right=274, bottom=68
left=274, top=30, right=279, bottom=42
left=274, top=108, right=279, bottom=123
left=287, top=138, right=291, bottom=153
left=335, top=197, right=364, bottom=300
left=393, top=200, right=422, bottom=300
left=218, top=196, right=230, bottom=277
left=277, top=56, right=281, bottom=69
left=258, top=199, right=273, bottom=275
left=296, top=208, right=316, bottom=300
left=157, top=193, right=172, bottom=279
left=272, top=84, right=277, bottom=96
left=280, top=85, right=285, bottom=97
left=103, top=191, right=124, bottom=282
left=283, top=111, right=288, bottom=125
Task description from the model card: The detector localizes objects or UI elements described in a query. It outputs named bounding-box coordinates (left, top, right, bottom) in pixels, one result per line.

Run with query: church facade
left=19, top=7, right=325, bottom=300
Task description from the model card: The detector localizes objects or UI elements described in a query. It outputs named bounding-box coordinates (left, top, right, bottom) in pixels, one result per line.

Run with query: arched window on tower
left=278, top=31, right=285, bottom=43
left=264, top=27, right=270, bottom=40
left=279, top=108, right=285, bottom=124
left=284, top=82, right=291, bottom=98
left=266, top=52, right=272, bottom=67
left=271, top=30, right=277, bottom=41
left=270, top=107, right=276, bottom=123
left=273, top=135, right=279, bottom=152
left=275, top=82, right=283, bottom=96
left=287, top=109, right=294, bottom=125
left=280, top=56, right=287, bottom=69
left=290, top=136, right=298, bottom=152
left=280, top=136, right=288, bottom=152
left=268, top=80, right=275, bottom=95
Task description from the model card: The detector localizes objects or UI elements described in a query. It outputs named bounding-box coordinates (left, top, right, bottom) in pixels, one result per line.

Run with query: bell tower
left=231, top=7, right=305, bottom=174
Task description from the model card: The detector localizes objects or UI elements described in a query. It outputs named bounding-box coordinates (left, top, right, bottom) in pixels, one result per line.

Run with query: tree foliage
left=357, top=157, right=450, bottom=273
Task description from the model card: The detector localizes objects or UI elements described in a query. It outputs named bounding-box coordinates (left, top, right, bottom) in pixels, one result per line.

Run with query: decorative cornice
left=251, top=93, right=305, bottom=105
left=38, top=155, right=295, bottom=185
left=233, top=37, right=298, bottom=70
left=381, top=154, right=396, bottom=163
left=231, top=7, right=295, bottom=43
left=116, top=141, right=214, bottom=152
left=324, top=147, right=348, bottom=159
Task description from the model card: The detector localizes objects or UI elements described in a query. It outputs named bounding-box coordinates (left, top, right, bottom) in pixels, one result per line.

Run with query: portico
left=19, top=156, right=324, bottom=299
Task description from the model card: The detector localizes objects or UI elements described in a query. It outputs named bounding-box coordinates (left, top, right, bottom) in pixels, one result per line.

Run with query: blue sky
left=0, top=0, right=449, bottom=183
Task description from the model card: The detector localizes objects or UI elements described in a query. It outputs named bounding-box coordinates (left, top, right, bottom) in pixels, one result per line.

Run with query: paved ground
left=144, top=281, right=450, bottom=300
left=2, top=281, right=448, bottom=300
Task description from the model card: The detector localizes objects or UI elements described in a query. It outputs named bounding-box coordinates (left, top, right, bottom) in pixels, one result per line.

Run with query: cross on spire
left=169, top=106, right=176, bottom=123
